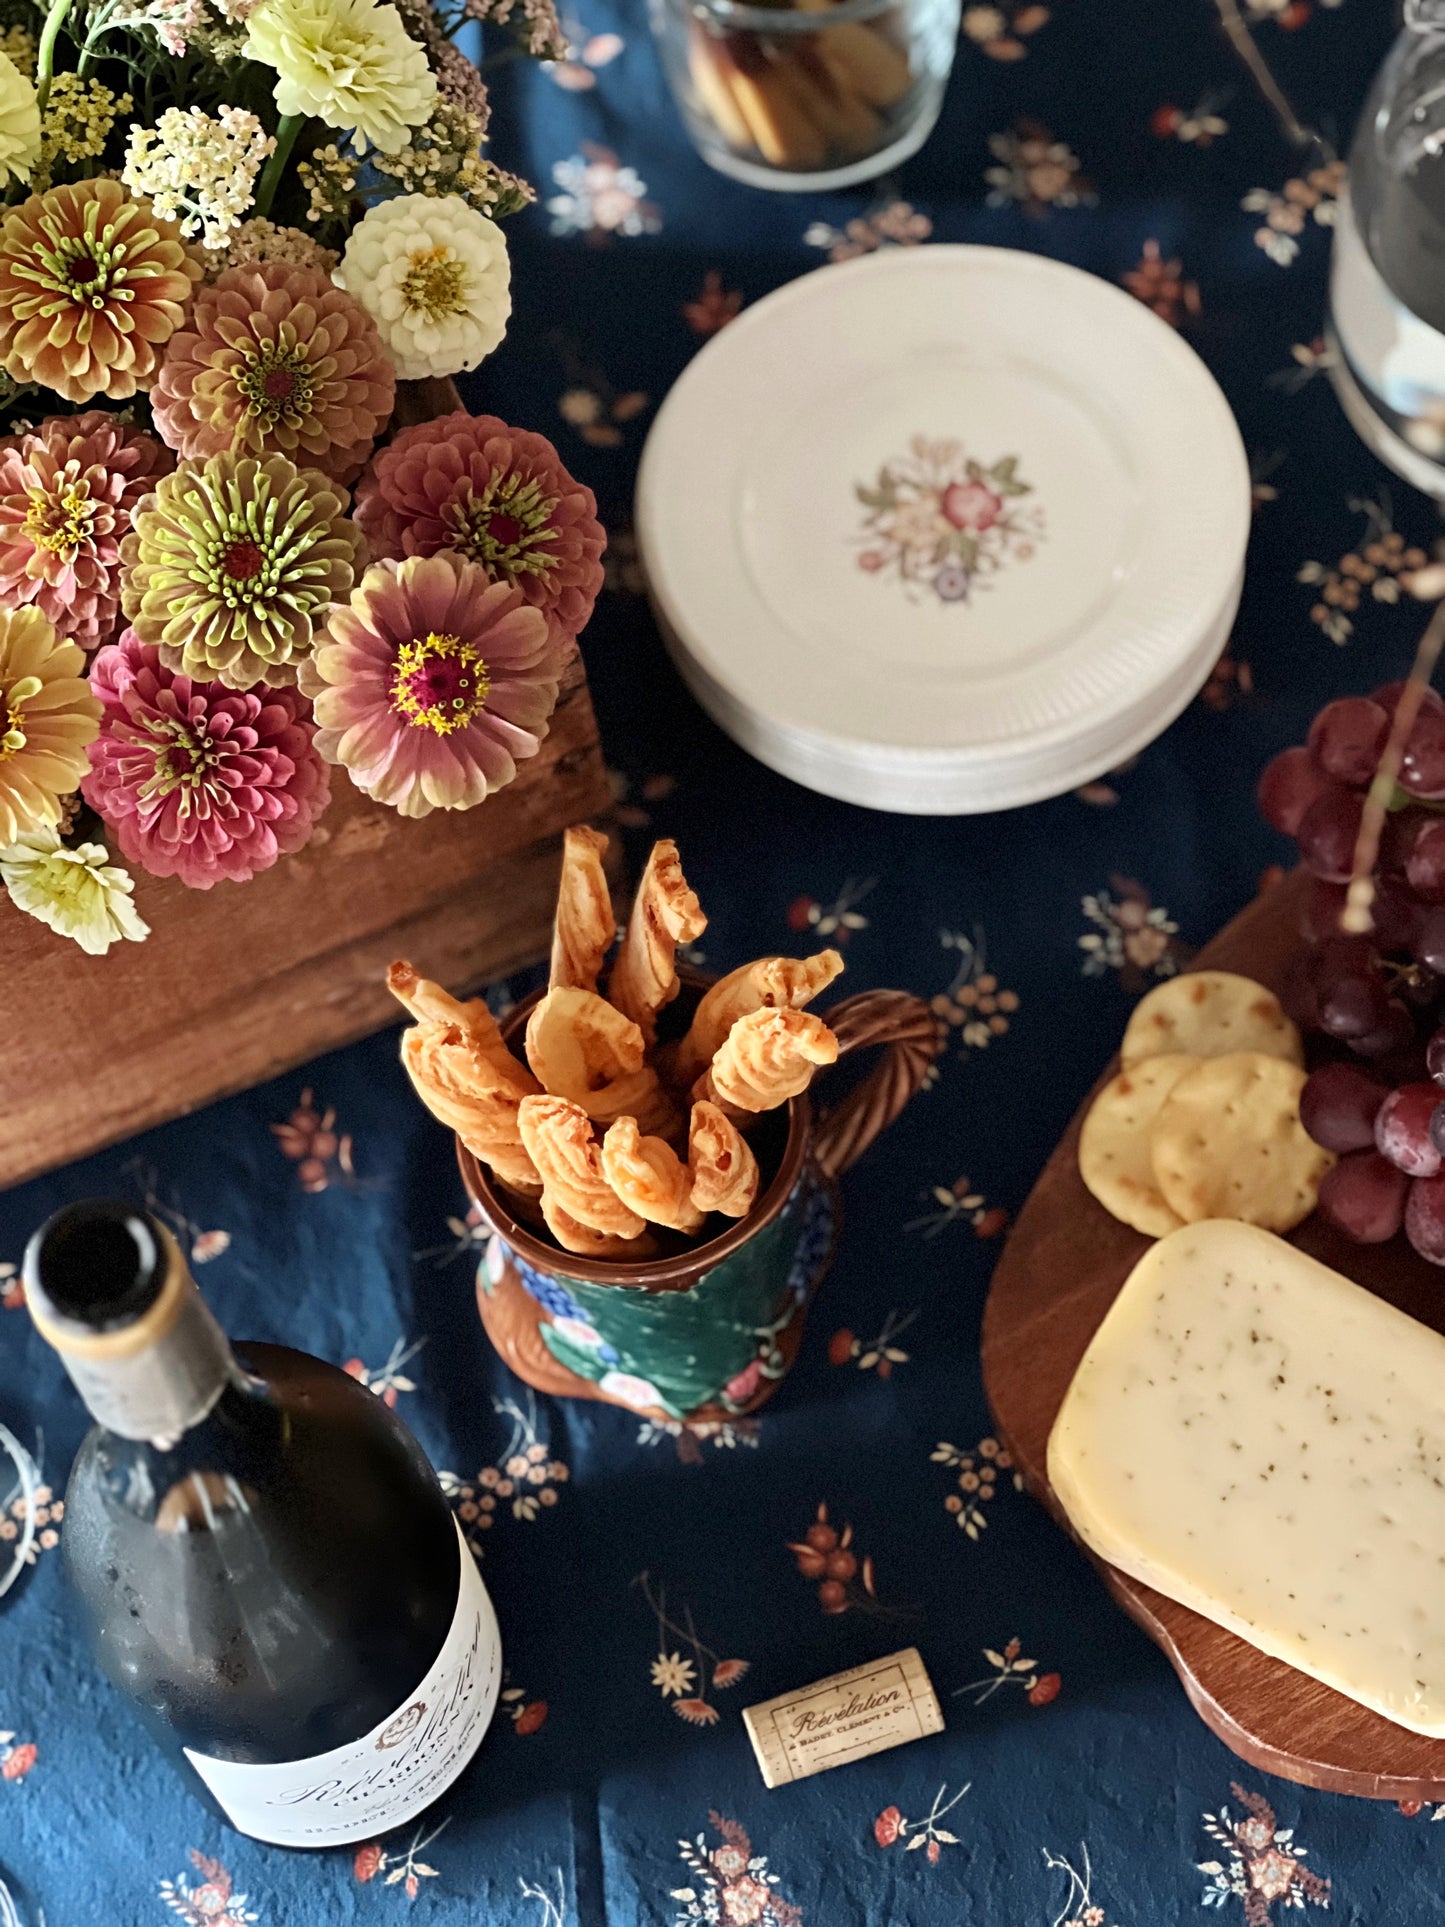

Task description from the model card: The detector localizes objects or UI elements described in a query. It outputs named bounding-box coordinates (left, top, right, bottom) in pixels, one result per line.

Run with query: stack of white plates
left=636, top=245, right=1251, bottom=815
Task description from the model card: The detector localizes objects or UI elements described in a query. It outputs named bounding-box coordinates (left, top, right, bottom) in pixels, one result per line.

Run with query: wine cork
left=743, top=1648, right=943, bottom=1788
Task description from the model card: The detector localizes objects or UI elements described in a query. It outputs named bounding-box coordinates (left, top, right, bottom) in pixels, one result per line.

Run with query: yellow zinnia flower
left=0, top=51, right=38, bottom=186
left=245, top=0, right=436, bottom=154
left=0, top=608, right=100, bottom=846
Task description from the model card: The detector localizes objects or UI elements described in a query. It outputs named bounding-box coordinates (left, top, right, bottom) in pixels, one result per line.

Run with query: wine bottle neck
left=27, top=1225, right=234, bottom=1446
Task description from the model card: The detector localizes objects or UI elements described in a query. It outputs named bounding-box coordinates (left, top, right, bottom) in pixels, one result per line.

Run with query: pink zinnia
left=298, top=551, right=556, bottom=818
left=354, top=412, right=605, bottom=650
left=0, top=412, right=172, bottom=650
left=82, top=630, right=331, bottom=888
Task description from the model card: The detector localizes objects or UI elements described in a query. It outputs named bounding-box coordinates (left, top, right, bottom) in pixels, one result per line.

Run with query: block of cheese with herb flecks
left=1048, top=1218, right=1445, bottom=1737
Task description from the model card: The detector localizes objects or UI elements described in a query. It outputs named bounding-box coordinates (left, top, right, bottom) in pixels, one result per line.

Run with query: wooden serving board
left=981, top=866, right=1445, bottom=1802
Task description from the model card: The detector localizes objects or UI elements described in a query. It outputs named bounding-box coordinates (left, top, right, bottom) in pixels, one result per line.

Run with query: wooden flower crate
left=0, top=381, right=618, bottom=1191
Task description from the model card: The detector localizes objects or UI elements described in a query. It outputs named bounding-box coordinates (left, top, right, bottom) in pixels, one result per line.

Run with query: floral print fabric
left=0, top=0, right=1439, bottom=1919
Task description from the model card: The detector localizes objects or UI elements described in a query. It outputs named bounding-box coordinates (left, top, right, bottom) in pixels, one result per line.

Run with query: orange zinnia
left=152, top=261, right=396, bottom=484
left=0, top=180, right=202, bottom=403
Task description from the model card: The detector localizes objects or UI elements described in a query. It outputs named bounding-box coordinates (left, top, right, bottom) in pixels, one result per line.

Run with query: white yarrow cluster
left=334, top=193, right=510, bottom=381
left=246, top=0, right=436, bottom=154
left=0, top=51, right=39, bottom=187
left=123, top=106, right=274, bottom=248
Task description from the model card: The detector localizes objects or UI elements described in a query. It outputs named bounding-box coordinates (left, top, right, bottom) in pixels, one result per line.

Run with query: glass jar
left=1329, top=0, right=1445, bottom=496
left=649, top=0, right=960, bottom=192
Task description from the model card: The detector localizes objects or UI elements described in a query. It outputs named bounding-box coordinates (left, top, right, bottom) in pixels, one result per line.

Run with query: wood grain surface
left=0, top=644, right=616, bottom=1189
left=981, top=866, right=1445, bottom=1801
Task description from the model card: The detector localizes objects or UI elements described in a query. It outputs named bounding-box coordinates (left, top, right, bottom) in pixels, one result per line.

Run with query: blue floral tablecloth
left=4, top=0, right=1442, bottom=1919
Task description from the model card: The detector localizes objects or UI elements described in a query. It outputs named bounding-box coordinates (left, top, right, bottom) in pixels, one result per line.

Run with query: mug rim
left=457, top=970, right=813, bottom=1291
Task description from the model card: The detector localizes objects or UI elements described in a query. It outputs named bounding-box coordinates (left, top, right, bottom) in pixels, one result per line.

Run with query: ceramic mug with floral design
left=460, top=977, right=937, bottom=1425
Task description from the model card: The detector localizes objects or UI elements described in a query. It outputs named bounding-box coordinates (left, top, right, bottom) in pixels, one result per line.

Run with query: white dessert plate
left=636, top=245, right=1251, bottom=815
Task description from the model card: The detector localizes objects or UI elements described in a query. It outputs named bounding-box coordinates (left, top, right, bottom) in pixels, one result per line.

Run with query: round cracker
left=1120, top=970, right=1302, bottom=1070
left=1150, top=1052, right=1333, bottom=1233
left=1079, top=1053, right=1199, bottom=1237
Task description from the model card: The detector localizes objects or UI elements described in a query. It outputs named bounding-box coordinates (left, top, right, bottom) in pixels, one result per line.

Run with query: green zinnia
left=119, top=451, right=367, bottom=691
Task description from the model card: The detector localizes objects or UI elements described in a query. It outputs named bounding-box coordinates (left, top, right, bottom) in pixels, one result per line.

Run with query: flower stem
left=682, top=1604, right=707, bottom=1674
left=632, top=1572, right=721, bottom=1663
left=252, top=112, right=306, bottom=221
left=953, top=1675, right=1005, bottom=1704
left=34, top=0, right=73, bottom=116
left=76, top=0, right=122, bottom=78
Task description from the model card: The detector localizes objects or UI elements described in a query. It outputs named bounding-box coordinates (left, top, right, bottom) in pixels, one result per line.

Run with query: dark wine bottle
left=24, top=1198, right=500, bottom=1848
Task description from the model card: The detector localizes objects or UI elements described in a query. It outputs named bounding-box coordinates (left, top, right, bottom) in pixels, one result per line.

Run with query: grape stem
left=1344, top=587, right=1445, bottom=935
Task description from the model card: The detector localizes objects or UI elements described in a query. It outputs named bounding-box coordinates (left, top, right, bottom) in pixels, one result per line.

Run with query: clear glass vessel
left=649, top=0, right=960, bottom=192
left=1329, top=0, right=1445, bottom=496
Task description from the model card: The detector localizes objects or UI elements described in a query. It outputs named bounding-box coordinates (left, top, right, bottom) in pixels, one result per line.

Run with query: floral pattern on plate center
left=854, top=436, right=1045, bottom=604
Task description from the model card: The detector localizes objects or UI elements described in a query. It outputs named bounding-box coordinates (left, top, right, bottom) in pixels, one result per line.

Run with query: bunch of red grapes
left=1259, top=681, right=1445, bottom=1264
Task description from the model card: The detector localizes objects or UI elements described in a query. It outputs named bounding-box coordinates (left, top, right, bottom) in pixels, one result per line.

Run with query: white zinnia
left=0, top=52, right=39, bottom=186
left=334, top=194, right=511, bottom=381
left=245, top=0, right=436, bottom=154
left=0, top=829, right=149, bottom=957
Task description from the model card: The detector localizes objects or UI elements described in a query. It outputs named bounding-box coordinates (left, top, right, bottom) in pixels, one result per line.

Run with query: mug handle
left=812, top=990, right=941, bottom=1181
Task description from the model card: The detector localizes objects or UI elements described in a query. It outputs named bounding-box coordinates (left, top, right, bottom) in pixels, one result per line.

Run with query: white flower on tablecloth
left=334, top=194, right=510, bottom=380
left=547, top=145, right=659, bottom=240
left=650, top=1651, right=696, bottom=1697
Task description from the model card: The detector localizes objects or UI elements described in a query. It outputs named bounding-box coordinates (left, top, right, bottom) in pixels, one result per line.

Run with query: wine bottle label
left=183, top=1524, right=501, bottom=1848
